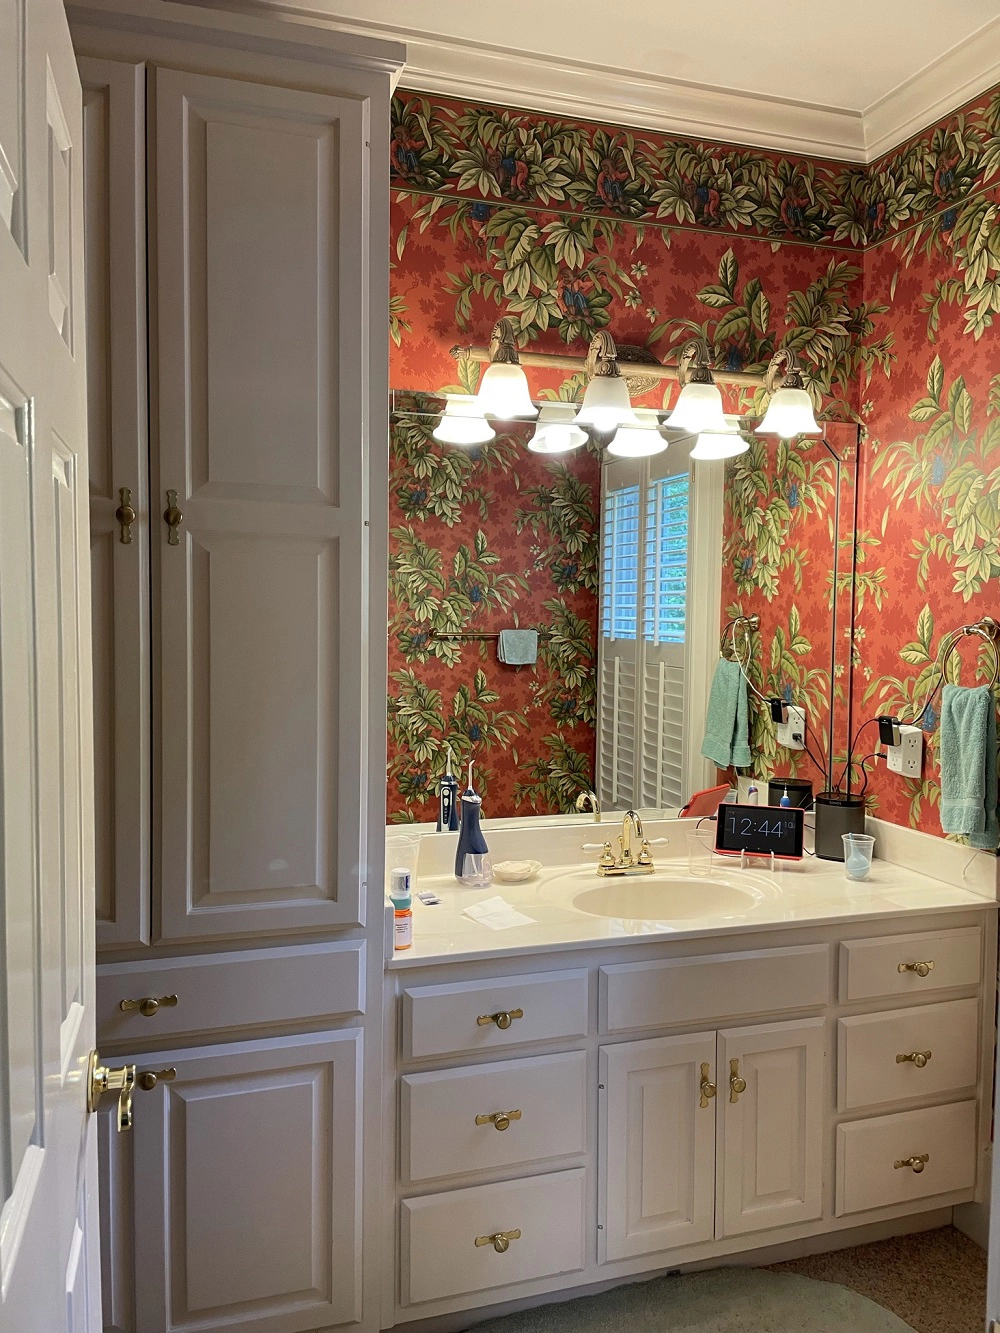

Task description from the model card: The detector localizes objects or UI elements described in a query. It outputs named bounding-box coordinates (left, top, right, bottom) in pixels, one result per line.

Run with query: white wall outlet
left=776, top=705, right=806, bottom=751
left=886, top=724, right=923, bottom=778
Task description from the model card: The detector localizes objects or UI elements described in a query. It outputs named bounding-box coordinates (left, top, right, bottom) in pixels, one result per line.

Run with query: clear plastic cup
left=386, top=832, right=421, bottom=892
left=842, top=833, right=875, bottom=881
left=687, top=828, right=715, bottom=877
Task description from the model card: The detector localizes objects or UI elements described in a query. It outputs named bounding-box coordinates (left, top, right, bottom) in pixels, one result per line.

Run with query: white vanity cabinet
left=386, top=909, right=996, bottom=1328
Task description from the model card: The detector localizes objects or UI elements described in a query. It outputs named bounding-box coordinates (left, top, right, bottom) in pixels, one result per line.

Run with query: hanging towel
left=940, top=683, right=999, bottom=850
left=497, top=629, right=538, bottom=666
left=700, top=659, right=752, bottom=770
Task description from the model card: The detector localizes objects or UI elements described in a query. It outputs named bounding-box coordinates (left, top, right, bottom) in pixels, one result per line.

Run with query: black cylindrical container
left=767, top=777, right=814, bottom=810
left=813, top=792, right=866, bottom=860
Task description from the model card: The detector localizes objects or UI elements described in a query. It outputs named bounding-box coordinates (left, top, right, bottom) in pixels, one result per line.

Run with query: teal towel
left=940, top=683, right=999, bottom=850
left=701, top=659, right=752, bottom=770
left=497, top=629, right=537, bottom=665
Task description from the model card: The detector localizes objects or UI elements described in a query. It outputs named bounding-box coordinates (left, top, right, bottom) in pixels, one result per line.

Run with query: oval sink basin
left=573, top=877, right=766, bottom=922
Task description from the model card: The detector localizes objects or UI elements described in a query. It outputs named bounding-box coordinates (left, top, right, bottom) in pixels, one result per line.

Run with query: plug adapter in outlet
left=776, top=705, right=806, bottom=751
left=886, top=724, right=923, bottom=778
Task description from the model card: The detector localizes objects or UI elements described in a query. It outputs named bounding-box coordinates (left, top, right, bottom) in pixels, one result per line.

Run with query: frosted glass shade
left=690, top=428, right=749, bottom=460
left=755, top=387, right=821, bottom=438
left=607, top=408, right=667, bottom=457
left=664, top=380, right=729, bottom=434
left=474, top=362, right=538, bottom=419
left=432, top=395, right=496, bottom=446
left=527, top=402, right=588, bottom=453
left=576, top=374, right=637, bottom=431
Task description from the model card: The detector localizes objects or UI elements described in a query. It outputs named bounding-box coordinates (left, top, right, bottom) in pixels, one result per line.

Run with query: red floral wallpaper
left=389, top=82, right=1000, bottom=838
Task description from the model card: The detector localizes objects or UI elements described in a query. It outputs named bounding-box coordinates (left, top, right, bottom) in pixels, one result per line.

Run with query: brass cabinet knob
left=699, top=1063, right=717, bottom=1109
left=896, top=1050, right=932, bottom=1068
left=477, top=1008, right=523, bottom=1030
left=163, top=489, right=184, bottom=545
left=120, top=994, right=178, bottom=1018
left=137, top=1068, right=177, bottom=1092
left=115, top=487, right=136, bottom=544
left=88, top=1051, right=136, bottom=1131
left=894, top=1153, right=929, bottom=1174
left=475, top=1228, right=521, bottom=1254
left=475, top=1109, right=522, bottom=1132
left=729, top=1058, right=747, bottom=1103
left=898, top=960, right=934, bottom=978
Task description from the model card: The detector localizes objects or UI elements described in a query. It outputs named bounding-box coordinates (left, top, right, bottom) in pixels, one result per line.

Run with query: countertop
left=388, top=851, right=998, bottom=968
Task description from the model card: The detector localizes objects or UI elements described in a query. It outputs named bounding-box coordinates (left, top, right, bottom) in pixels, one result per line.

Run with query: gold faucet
left=596, top=809, right=656, bottom=876
left=575, top=790, right=601, bottom=822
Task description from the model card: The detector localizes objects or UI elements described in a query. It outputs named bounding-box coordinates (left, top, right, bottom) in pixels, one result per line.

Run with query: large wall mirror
left=387, top=391, right=858, bottom=824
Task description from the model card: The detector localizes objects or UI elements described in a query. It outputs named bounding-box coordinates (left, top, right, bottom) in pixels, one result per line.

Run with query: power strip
left=886, top=724, right=923, bottom=778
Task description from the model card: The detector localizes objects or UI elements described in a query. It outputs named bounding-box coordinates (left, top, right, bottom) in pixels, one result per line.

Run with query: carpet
left=468, top=1267, right=917, bottom=1333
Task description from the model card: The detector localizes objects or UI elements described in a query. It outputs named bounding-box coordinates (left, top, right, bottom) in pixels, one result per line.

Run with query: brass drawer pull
left=896, top=1050, right=932, bottom=1068
left=894, top=1153, right=929, bottom=1174
left=898, top=960, right=934, bottom=978
left=115, top=487, right=136, bottom=544
left=475, top=1109, right=522, bottom=1132
left=729, top=1058, right=746, bottom=1103
left=699, top=1063, right=717, bottom=1109
left=137, top=1068, right=177, bottom=1092
left=477, top=1008, right=523, bottom=1030
left=163, top=489, right=184, bottom=545
left=120, top=994, right=178, bottom=1018
left=475, top=1228, right=521, bottom=1253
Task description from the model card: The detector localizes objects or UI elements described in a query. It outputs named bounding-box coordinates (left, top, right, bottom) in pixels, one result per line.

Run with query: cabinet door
left=81, top=56, right=150, bottom=948
left=600, top=1032, right=716, bottom=1261
left=130, top=1029, right=362, bottom=1332
left=153, top=68, right=368, bottom=940
left=717, top=1017, right=825, bottom=1237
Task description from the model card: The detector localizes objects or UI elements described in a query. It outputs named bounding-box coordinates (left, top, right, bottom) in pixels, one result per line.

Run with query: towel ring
left=721, top=614, right=769, bottom=705
left=917, top=617, right=1000, bottom=722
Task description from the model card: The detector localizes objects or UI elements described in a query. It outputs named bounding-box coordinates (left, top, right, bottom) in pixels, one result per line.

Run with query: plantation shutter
left=597, top=475, right=640, bottom=808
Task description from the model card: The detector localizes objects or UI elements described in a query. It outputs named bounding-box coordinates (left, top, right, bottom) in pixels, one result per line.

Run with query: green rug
left=469, top=1267, right=917, bottom=1332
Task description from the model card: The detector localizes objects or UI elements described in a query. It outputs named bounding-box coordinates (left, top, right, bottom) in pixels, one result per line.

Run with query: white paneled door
left=0, top=0, right=98, bottom=1328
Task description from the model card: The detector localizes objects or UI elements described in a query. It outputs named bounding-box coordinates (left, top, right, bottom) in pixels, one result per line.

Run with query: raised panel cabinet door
left=717, top=1017, right=825, bottom=1238
left=153, top=67, right=369, bottom=939
left=131, top=1029, right=362, bottom=1333
left=599, top=1032, right=717, bottom=1262
left=80, top=55, right=149, bottom=950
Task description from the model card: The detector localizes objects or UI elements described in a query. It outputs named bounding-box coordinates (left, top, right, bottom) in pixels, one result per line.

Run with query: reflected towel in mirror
left=700, top=659, right=752, bottom=770
left=497, top=629, right=538, bottom=665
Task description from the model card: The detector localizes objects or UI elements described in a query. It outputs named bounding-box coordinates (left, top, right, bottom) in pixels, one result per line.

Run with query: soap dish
left=493, top=859, right=542, bottom=883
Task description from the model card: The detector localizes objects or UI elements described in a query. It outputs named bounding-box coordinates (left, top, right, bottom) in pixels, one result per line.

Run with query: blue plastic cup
left=842, top=833, right=875, bottom=881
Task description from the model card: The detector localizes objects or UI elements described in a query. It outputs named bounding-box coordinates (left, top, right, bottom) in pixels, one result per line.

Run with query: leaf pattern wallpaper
left=389, top=83, right=1000, bottom=837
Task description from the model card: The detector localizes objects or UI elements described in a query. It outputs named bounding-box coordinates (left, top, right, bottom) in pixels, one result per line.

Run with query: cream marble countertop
left=387, top=835, right=998, bottom=968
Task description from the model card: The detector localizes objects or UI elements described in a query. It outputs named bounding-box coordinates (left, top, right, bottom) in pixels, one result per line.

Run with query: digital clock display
left=715, top=804, right=805, bottom=859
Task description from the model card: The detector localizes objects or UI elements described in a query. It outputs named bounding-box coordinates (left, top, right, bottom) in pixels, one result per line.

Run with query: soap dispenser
left=454, top=761, right=493, bottom=887
left=437, top=745, right=459, bottom=833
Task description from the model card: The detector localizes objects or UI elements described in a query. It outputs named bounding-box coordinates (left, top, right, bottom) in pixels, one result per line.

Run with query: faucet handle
left=637, top=839, right=653, bottom=867
left=599, top=841, right=616, bottom=868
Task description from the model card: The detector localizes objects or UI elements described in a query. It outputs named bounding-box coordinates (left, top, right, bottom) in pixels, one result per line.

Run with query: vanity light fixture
left=575, top=331, right=639, bottom=432
left=474, top=317, right=538, bottom=419
left=527, top=402, right=588, bottom=454
left=756, top=348, right=821, bottom=438
left=432, top=394, right=496, bottom=446
left=663, top=338, right=729, bottom=435
left=606, top=408, right=667, bottom=457
left=690, top=418, right=749, bottom=461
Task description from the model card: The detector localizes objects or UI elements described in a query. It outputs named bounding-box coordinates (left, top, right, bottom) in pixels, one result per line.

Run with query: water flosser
left=437, top=745, right=459, bottom=833
left=454, top=761, right=493, bottom=887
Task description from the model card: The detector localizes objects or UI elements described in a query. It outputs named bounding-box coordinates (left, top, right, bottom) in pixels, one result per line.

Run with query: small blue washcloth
left=940, top=683, right=999, bottom=850
left=701, top=659, right=752, bottom=770
left=497, top=629, right=538, bottom=666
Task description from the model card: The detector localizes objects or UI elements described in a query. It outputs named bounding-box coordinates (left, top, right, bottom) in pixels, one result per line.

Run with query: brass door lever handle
left=88, top=1051, right=136, bottom=1131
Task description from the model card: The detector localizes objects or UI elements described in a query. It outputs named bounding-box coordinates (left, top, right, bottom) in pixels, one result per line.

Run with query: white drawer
left=402, top=970, right=588, bottom=1061
left=401, top=1169, right=586, bottom=1306
left=837, top=998, right=979, bottom=1112
left=836, top=1100, right=977, bottom=1216
left=97, top=940, right=364, bottom=1044
left=601, top=944, right=829, bottom=1034
left=401, top=1051, right=587, bottom=1184
left=839, top=928, right=981, bottom=1002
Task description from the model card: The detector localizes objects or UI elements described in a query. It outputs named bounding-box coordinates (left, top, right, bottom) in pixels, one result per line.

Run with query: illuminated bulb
left=527, top=402, right=588, bottom=454
left=575, top=374, right=638, bottom=432
left=755, top=387, right=821, bottom=438
left=432, top=395, right=496, bottom=446
left=607, top=408, right=667, bottom=457
left=690, top=426, right=749, bottom=460
left=475, top=361, right=538, bottom=419
left=664, top=380, right=729, bottom=434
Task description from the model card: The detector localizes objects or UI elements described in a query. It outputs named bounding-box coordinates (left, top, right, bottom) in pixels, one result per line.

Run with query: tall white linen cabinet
left=69, top=2, right=404, bottom=1329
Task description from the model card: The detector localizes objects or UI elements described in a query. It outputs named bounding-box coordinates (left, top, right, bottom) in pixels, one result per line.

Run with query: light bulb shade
left=755, top=387, right=821, bottom=438
left=527, top=402, right=587, bottom=454
left=690, top=428, right=749, bottom=460
left=607, top=408, right=667, bottom=458
left=432, top=395, right=496, bottom=446
left=664, top=380, right=729, bottom=434
left=474, top=362, right=538, bottom=419
left=576, top=374, right=637, bottom=431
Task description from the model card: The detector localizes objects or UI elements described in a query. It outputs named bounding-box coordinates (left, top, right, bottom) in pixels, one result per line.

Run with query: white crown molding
left=864, top=16, right=1000, bottom=162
